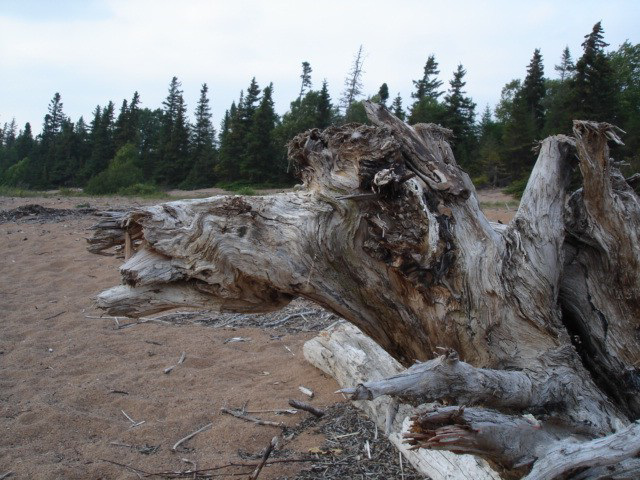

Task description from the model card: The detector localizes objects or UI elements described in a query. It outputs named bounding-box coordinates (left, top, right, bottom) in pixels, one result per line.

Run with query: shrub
left=472, top=175, right=490, bottom=189
left=118, top=183, right=163, bottom=197
left=503, top=176, right=530, bottom=199
left=84, top=144, right=143, bottom=194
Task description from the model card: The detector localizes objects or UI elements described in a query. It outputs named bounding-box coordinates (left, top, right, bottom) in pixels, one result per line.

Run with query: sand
left=0, top=189, right=515, bottom=479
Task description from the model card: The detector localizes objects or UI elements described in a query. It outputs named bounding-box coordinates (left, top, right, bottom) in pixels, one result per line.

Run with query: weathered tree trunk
left=88, top=103, right=640, bottom=478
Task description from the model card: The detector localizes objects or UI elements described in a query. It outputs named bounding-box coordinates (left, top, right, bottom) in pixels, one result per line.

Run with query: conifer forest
left=0, top=22, right=638, bottom=194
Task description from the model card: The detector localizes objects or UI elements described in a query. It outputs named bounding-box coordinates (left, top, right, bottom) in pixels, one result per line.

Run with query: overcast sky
left=1, top=0, right=639, bottom=134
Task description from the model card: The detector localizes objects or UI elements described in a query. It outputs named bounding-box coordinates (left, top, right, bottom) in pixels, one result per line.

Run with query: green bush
left=503, top=176, right=530, bottom=199
left=234, top=186, right=256, bottom=196
left=84, top=144, right=143, bottom=194
left=1, top=157, right=33, bottom=188
left=471, top=175, right=490, bottom=189
left=118, top=183, right=163, bottom=197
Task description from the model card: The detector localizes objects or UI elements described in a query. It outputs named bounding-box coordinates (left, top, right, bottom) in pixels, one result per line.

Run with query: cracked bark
left=89, top=104, right=640, bottom=478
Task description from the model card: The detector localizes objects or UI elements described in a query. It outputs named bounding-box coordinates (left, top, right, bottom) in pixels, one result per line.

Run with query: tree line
left=0, top=21, right=638, bottom=194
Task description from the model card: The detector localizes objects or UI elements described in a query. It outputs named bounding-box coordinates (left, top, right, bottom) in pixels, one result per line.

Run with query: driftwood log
left=88, top=102, right=640, bottom=479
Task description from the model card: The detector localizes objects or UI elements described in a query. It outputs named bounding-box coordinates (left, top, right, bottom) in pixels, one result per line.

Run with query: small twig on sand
left=121, top=410, right=145, bottom=428
left=298, top=386, right=314, bottom=398
left=0, top=472, right=14, bottom=480
left=180, top=457, right=197, bottom=477
left=109, top=441, right=133, bottom=448
left=110, top=389, right=129, bottom=395
left=104, top=457, right=314, bottom=478
left=101, top=459, right=148, bottom=478
left=44, top=311, right=66, bottom=321
left=164, top=351, right=187, bottom=374
left=220, top=407, right=284, bottom=428
left=172, top=422, right=213, bottom=452
left=288, top=399, right=324, bottom=417
left=246, top=408, right=298, bottom=415
left=249, top=436, right=278, bottom=480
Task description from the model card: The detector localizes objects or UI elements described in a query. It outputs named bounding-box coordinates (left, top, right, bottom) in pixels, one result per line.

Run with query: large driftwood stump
left=89, top=102, right=640, bottom=479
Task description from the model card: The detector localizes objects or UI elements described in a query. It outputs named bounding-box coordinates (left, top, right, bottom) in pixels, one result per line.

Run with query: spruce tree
left=477, top=106, right=505, bottom=186
left=340, top=45, right=365, bottom=114
left=574, top=22, right=618, bottom=122
left=317, top=80, right=334, bottom=128
left=555, top=46, right=575, bottom=82
left=412, top=55, right=443, bottom=101
left=299, top=62, right=312, bottom=99
left=15, top=123, right=35, bottom=162
left=244, top=83, right=278, bottom=182
left=377, top=83, right=389, bottom=106
left=183, top=83, right=217, bottom=188
left=243, top=78, right=262, bottom=124
left=40, top=93, right=67, bottom=186
left=391, top=94, right=406, bottom=121
left=85, top=102, right=115, bottom=181
left=522, top=48, right=546, bottom=133
left=156, top=76, right=190, bottom=185
left=409, top=55, right=445, bottom=124
left=114, top=99, right=129, bottom=149
left=138, top=107, right=163, bottom=180
left=442, top=64, right=477, bottom=169
left=217, top=95, right=246, bottom=182
left=42, top=93, right=65, bottom=142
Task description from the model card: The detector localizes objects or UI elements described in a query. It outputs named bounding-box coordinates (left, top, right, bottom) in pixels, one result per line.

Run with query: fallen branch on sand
left=220, top=407, right=284, bottom=428
left=171, top=422, right=213, bottom=452
left=288, top=399, right=325, bottom=417
left=248, top=436, right=278, bottom=480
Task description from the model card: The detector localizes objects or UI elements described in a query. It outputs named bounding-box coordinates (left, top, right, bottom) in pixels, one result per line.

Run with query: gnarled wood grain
left=88, top=104, right=640, bottom=478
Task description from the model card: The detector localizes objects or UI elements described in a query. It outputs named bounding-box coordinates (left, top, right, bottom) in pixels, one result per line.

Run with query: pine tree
left=84, top=102, right=116, bottom=181
left=243, top=78, right=262, bottom=124
left=183, top=83, right=217, bottom=188
left=299, top=62, right=313, bottom=99
left=409, top=55, right=445, bottom=124
left=317, top=80, right=334, bottom=128
left=477, top=106, right=505, bottom=186
left=340, top=45, right=365, bottom=113
left=522, top=48, right=546, bottom=133
left=377, top=83, right=389, bottom=106
left=15, top=123, right=35, bottom=162
left=42, top=93, right=65, bottom=143
left=555, top=46, right=575, bottom=82
left=244, top=83, right=278, bottom=182
left=391, top=94, right=406, bottom=121
left=156, top=76, right=190, bottom=185
left=574, top=22, right=618, bottom=122
left=40, top=93, right=67, bottom=186
left=114, top=99, right=129, bottom=149
left=50, top=118, right=81, bottom=186
left=442, top=64, right=477, bottom=169
left=412, top=55, right=443, bottom=101
left=3, top=118, right=17, bottom=148
left=217, top=95, right=245, bottom=182
left=138, top=107, right=163, bottom=180
left=114, top=91, right=142, bottom=149
left=73, top=116, right=91, bottom=179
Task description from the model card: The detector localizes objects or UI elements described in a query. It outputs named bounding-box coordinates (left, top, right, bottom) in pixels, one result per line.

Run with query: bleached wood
left=303, top=323, right=502, bottom=480
left=88, top=104, right=640, bottom=477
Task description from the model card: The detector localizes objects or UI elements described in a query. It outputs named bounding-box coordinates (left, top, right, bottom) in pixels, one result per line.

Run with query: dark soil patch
left=0, top=203, right=99, bottom=223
